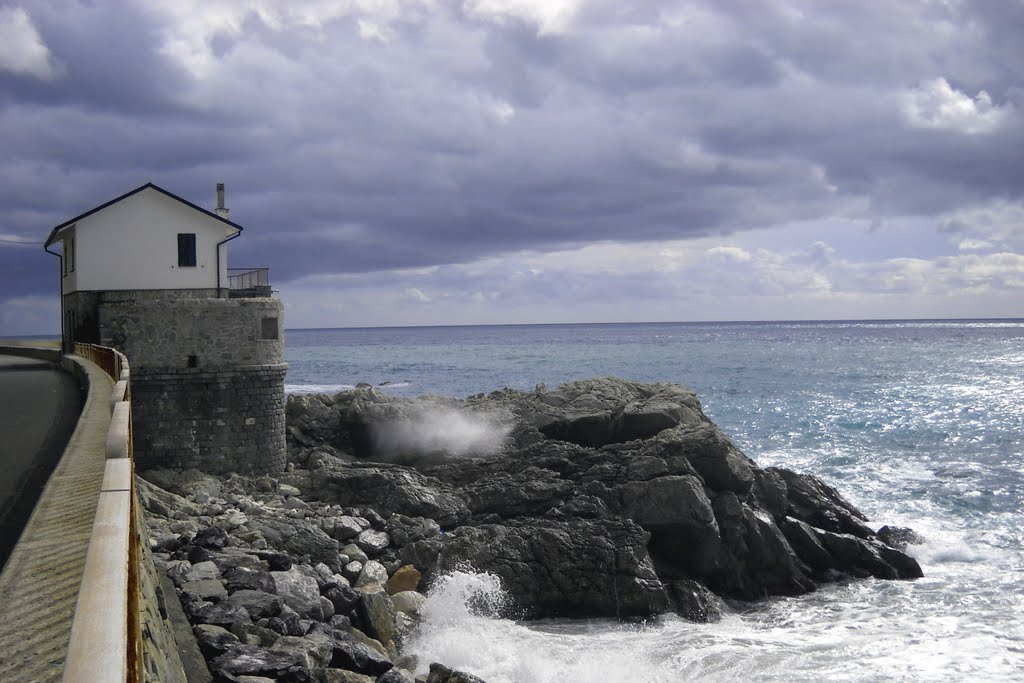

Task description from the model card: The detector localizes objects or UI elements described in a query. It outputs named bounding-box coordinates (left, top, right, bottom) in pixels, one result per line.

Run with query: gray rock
left=343, top=560, right=364, bottom=583
left=618, top=475, right=721, bottom=576
left=777, top=516, right=835, bottom=573
left=356, top=587, right=397, bottom=647
left=877, top=525, right=926, bottom=550
left=181, top=578, right=227, bottom=602
left=426, top=663, right=488, bottom=683
left=136, top=477, right=202, bottom=518
left=321, top=669, right=376, bottom=683
left=193, top=624, right=240, bottom=659
left=357, top=529, right=391, bottom=556
left=286, top=526, right=342, bottom=570
left=378, top=668, right=416, bottom=683
left=193, top=525, right=230, bottom=549
left=224, top=567, right=276, bottom=593
left=390, top=591, right=427, bottom=617
left=279, top=483, right=302, bottom=497
left=196, top=600, right=251, bottom=627
left=529, top=378, right=702, bottom=447
left=707, top=492, right=815, bottom=599
left=434, top=517, right=669, bottom=619
left=332, top=515, right=365, bottom=541
left=271, top=569, right=324, bottom=620
left=311, top=466, right=469, bottom=528
left=356, top=560, right=389, bottom=588
left=770, top=467, right=874, bottom=539
left=321, top=595, right=336, bottom=620
left=209, top=644, right=307, bottom=679
left=184, top=560, right=222, bottom=583
left=343, top=544, right=369, bottom=563
left=348, top=626, right=390, bottom=658
left=268, top=633, right=333, bottom=669
left=325, top=584, right=361, bottom=616
left=327, top=629, right=394, bottom=676
left=225, top=590, right=283, bottom=620
left=666, top=579, right=722, bottom=623
left=231, top=621, right=281, bottom=648
left=209, top=547, right=269, bottom=573
left=663, top=424, right=754, bottom=496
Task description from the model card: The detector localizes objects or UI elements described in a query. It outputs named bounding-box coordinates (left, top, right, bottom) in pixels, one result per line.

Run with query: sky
left=1, top=0, right=1022, bottom=334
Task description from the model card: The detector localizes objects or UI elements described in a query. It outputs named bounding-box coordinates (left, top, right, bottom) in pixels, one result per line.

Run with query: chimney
left=215, top=182, right=229, bottom=219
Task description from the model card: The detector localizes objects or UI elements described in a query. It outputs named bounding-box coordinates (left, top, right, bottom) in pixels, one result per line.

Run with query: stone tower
left=44, top=182, right=286, bottom=474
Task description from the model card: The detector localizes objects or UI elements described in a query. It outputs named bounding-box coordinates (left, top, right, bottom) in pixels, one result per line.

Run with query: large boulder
left=432, top=517, right=669, bottom=618
left=769, top=467, right=874, bottom=539
left=524, top=378, right=705, bottom=447
left=271, top=569, right=323, bottom=621
left=311, top=464, right=469, bottom=528
left=208, top=644, right=308, bottom=680
left=158, top=375, right=925, bottom=669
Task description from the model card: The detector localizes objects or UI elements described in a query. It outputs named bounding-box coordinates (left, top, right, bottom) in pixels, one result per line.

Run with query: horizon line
left=8, top=316, right=1023, bottom=340
left=284, top=316, right=1024, bottom=333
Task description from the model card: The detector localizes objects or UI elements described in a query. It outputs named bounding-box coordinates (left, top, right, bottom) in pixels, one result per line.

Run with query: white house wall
left=63, top=187, right=236, bottom=293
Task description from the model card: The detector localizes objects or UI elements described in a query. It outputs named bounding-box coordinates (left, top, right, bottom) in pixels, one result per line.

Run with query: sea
left=285, top=320, right=1024, bottom=682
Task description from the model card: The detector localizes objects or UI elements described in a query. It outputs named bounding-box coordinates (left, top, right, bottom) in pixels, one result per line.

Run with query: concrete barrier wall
left=0, top=344, right=61, bottom=362
left=63, top=345, right=187, bottom=683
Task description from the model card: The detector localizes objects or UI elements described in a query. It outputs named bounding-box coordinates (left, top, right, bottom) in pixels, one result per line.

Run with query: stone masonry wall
left=95, top=292, right=284, bottom=371
left=135, top=492, right=188, bottom=683
left=131, top=364, right=287, bottom=474
left=63, top=289, right=223, bottom=350
left=63, top=289, right=287, bottom=474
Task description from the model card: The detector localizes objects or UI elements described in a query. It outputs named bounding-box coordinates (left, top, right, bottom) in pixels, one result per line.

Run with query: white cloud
left=405, top=287, right=432, bottom=302
left=0, top=7, right=59, bottom=80
left=706, top=246, right=752, bottom=263
left=357, top=18, right=397, bottom=43
left=150, top=0, right=425, bottom=76
left=462, top=0, right=585, bottom=35
left=938, top=200, right=1024, bottom=244
left=957, top=238, right=992, bottom=252
left=490, top=100, right=516, bottom=124
left=902, top=77, right=1012, bottom=135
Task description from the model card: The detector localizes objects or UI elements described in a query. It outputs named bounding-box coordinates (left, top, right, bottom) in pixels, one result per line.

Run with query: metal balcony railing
left=227, top=267, right=272, bottom=297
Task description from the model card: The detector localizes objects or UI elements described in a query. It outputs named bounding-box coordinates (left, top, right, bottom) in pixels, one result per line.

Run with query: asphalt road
left=0, top=355, right=83, bottom=570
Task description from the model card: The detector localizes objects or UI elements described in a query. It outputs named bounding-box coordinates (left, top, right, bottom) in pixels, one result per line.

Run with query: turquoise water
left=286, top=320, right=1024, bottom=681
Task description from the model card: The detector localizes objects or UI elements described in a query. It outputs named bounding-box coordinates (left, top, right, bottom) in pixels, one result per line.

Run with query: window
left=177, top=233, right=197, bottom=267
left=63, top=234, right=75, bottom=275
left=260, top=317, right=279, bottom=340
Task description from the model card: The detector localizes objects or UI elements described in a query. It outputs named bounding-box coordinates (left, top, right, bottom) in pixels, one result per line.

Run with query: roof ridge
left=44, top=182, right=243, bottom=247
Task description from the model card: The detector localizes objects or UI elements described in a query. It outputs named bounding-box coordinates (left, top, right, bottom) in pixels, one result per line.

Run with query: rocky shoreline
left=141, top=377, right=923, bottom=682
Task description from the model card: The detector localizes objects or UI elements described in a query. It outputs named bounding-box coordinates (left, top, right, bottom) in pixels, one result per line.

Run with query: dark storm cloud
left=0, top=2, right=191, bottom=114
left=1, top=0, right=1022, bottom=315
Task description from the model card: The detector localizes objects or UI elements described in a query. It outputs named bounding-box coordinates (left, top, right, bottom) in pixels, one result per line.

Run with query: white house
left=43, top=182, right=287, bottom=474
left=44, top=182, right=242, bottom=295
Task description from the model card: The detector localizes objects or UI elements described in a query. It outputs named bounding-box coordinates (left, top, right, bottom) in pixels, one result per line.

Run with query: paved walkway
left=0, top=355, right=83, bottom=567
left=0, top=356, right=112, bottom=683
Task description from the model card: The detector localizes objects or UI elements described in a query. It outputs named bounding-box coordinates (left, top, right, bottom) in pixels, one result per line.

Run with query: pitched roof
left=44, top=182, right=243, bottom=247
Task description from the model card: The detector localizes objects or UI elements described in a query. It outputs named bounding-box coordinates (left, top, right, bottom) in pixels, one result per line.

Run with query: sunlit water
left=287, top=320, right=1024, bottom=681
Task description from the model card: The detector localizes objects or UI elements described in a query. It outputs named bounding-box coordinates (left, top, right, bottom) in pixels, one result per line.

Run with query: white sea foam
left=286, top=381, right=414, bottom=395
left=404, top=569, right=679, bottom=683
left=404, top=569, right=1024, bottom=682
left=285, top=383, right=354, bottom=394
left=373, top=405, right=512, bottom=457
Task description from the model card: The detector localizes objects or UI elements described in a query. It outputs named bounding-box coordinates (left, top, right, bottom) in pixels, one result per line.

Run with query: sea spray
left=404, top=569, right=680, bottom=683
left=372, top=405, right=513, bottom=457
